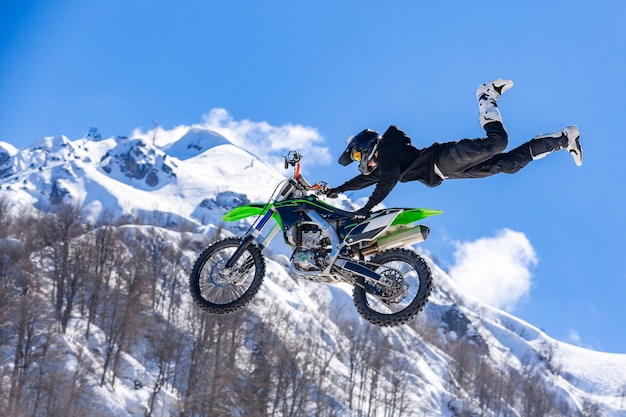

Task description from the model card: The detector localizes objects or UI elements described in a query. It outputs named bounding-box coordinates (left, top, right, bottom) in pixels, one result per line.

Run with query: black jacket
left=335, top=125, right=445, bottom=210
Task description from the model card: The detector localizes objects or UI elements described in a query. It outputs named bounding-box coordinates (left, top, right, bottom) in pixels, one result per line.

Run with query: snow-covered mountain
left=1, top=130, right=625, bottom=417
left=0, top=128, right=287, bottom=229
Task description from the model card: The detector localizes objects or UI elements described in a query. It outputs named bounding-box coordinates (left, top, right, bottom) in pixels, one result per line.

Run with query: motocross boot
left=477, top=79, right=514, bottom=127
left=564, top=125, right=583, bottom=166
left=476, top=79, right=514, bottom=101
left=529, top=125, right=582, bottom=166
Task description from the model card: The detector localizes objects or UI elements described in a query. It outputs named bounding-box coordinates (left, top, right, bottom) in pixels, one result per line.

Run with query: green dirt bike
left=189, top=151, right=442, bottom=326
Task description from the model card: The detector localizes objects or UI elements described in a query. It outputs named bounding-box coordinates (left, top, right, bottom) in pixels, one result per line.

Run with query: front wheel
left=189, top=237, right=265, bottom=314
left=353, top=248, right=432, bottom=327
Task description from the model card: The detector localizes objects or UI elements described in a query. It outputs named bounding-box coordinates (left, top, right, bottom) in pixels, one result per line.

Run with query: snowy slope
left=2, top=131, right=625, bottom=416
left=425, top=265, right=626, bottom=415
left=163, top=126, right=230, bottom=159
left=50, top=243, right=625, bottom=417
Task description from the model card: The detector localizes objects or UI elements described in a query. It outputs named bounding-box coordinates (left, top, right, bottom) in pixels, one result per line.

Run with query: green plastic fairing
left=223, top=204, right=266, bottom=222
left=391, top=208, right=443, bottom=226
left=222, top=203, right=282, bottom=227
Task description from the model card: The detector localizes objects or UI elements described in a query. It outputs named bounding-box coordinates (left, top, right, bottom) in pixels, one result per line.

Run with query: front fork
left=224, top=178, right=299, bottom=269
left=224, top=209, right=280, bottom=269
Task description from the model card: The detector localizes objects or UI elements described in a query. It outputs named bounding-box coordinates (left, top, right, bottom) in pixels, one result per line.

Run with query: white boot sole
left=565, top=125, right=583, bottom=166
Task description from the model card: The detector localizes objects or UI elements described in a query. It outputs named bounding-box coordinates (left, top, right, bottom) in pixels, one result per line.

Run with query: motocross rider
left=326, top=79, right=583, bottom=220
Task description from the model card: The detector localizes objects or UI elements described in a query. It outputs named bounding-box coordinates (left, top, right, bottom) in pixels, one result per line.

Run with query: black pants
left=435, top=122, right=567, bottom=179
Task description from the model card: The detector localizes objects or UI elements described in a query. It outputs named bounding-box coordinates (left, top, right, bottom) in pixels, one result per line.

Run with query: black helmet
left=338, top=129, right=380, bottom=175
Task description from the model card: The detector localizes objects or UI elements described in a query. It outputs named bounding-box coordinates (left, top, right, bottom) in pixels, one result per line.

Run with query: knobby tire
left=189, top=237, right=265, bottom=314
left=353, top=248, right=432, bottom=327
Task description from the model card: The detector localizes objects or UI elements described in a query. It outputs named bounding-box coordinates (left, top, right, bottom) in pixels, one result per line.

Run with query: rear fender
left=391, top=208, right=443, bottom=226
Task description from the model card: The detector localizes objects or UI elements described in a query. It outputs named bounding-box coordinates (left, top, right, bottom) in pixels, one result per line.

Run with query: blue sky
left=2, top=1, right=625, bottom=353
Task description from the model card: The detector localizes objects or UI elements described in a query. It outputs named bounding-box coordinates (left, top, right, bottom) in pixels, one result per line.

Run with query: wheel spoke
left=365, top=260, right=420, bottom=314
left=353, top=249, right=432, bottom=326
left=199, top=252, right=256, bottom=304
left=189, top=237, right=266, bottom=314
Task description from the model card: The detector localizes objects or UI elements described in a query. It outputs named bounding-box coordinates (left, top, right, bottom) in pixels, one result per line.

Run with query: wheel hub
left=209, top=258, right=251, bottom=287
left=378, top=268, right=406, bottom=301
left=209, top=259, right=233, bottom=287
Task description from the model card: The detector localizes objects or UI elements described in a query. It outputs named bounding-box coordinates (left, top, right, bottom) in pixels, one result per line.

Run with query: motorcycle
left=189, top=151, right=442, bottom=326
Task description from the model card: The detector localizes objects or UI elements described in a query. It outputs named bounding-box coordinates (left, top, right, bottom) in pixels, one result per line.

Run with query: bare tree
left=340, top=318, right=370, bottom=412
left=178, top=306, right=246, bottom=417
left=36, top=203, right=84, bottom=332
left=381, top=356, right=412, bottom=417
left=236, top=316, right=274, bottom=417
left=581, top=399, right=602, bottom=417
left=365, top=333, right=388, bottom=417
left=447, top=338, right=479, bottom=394
left=309, top=327, right=337, bottom=417
left=32, top=342, right=93, bottom=417
left=179, top=310, right=214, bottom=417
left=0, top=195, right=13, bottom=238
left=472, top=356, right=499, bottom=416
left=519, top=372, right=557, bottom=417
left=6, top=286, right=54, bottom=416
left=141, top=226, right=171, bottom=310
left=97, top=232, right=150, bottom=387
left=145, top=318, right=183, bottom=417
left=83, top=219, right=121, bottom=338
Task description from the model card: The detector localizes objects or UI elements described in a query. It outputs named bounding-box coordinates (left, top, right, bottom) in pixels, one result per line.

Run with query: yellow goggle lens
left=352, top=150, right=362, bottom=162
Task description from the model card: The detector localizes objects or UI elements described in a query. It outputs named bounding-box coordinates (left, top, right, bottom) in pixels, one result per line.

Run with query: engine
left=288, top=222, right=332, bottom=272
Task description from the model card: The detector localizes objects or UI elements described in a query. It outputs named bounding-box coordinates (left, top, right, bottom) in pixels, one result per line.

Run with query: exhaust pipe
left=361, top=225, right=430, bottom=256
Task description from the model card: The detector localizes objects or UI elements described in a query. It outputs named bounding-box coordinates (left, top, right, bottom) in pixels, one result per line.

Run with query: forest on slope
left=0, top=197, right=611, bottom=417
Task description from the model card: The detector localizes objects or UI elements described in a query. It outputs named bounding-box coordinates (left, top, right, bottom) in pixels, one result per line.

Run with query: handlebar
left=283, top=150, right=329, bottom=196
left=311, top=181, right=329, bottom=195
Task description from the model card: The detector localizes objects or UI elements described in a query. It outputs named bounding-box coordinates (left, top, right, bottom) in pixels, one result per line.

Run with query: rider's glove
left=326, top=188, right=340, bottom=199
left=353, top=207, right=370, bottom=221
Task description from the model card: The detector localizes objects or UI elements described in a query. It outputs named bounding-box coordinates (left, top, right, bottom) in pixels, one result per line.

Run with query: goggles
left=351, top=149, right=362, bottom=162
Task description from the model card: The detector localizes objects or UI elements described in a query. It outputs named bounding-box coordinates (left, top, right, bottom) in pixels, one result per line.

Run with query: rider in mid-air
left=326, top=79, right=583, bottom=220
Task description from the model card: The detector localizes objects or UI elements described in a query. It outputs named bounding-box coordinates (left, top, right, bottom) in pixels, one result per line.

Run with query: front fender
left=222, top=204, right=283, bottom=229
left=222, top=203, right=267, bottom=222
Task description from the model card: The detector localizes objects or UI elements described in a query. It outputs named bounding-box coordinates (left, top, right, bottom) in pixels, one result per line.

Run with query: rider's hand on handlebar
left=311, top=182, right=330, bottom=195
left=325, top=187, right=340, bottom=199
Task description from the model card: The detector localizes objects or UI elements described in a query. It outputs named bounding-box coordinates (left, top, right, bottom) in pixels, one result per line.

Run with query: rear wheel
left=189, top=237, right=265, bottom=314
left=353, top=249, right=432, bottom=327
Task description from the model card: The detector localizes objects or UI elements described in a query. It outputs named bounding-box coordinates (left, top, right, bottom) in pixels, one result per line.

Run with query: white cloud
left=448, top=229, right=538, bottom=311
left=202, top=108, right=332, bottom=171
left=568, top=328, right=582, bottom=345
left=131, top=124, right=189, bottom=147
left=130, top=108, right=331, bottom=172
